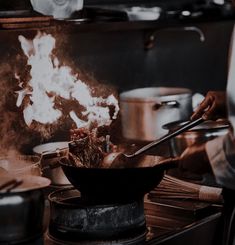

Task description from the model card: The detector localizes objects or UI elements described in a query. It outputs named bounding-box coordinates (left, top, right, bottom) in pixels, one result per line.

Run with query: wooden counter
left=145, top=198, right=222, bottom=245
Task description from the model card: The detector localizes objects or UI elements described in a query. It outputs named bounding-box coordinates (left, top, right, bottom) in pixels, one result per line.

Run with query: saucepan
left=0, top=174, right=50, bottom=243
left=33, top=141, right=70, bottom=186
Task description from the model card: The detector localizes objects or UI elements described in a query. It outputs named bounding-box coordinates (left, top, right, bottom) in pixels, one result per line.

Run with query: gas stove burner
left=48, top=187, right=147, bottom=243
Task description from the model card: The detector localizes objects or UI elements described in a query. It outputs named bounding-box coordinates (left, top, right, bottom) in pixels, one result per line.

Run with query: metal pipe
left=144, top=25, right=205, bottom=50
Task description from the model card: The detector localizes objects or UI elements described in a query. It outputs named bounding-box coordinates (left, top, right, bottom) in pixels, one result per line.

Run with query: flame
left=16, top=32, right=119, bottom=129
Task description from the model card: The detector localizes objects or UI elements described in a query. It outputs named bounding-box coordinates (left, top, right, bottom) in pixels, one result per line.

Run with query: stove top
left=21, top=186, right=222, bottom=245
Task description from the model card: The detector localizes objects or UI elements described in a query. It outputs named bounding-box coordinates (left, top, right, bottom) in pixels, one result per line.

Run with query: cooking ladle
left=103, top=117, right=204, bottom=166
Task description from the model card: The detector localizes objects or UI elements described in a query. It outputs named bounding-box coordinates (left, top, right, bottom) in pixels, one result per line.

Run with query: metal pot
left=33, top=142, right=70, bottom=186
left=0, top=175, right=50, bottom=243
left=120, top=87, right=193, bottom=141
left=48, top=188, right=146, bottom=241
left=163, top=119, right=231, bottom=157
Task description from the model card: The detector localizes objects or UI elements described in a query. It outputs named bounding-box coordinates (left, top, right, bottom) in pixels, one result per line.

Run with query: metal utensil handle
left=127, top=117, right=204, bottom=158
left=41, top=147, right=68, bottom=157
left=153, top=100, right=179, bottom=110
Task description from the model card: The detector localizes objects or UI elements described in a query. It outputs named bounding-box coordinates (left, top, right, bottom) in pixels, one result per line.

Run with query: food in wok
left=67, top=127, right=165, bottom=169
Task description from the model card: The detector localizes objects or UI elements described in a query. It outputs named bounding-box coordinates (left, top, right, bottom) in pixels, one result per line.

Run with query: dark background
left=0, top=0, right=233, bottom=95
left=64, top=21, right=233, bottom=94
left=0, top=20, right=233, bottom=94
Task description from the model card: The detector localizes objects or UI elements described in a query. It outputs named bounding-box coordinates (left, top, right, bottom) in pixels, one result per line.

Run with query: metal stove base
left=48, top=187, right=146, bottom=241
left=45, top=232, right=146, bottom=245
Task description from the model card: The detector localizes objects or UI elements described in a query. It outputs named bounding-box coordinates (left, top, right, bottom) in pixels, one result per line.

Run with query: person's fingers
left=199, top=95, right=213, bottom=109
left=191, top=96, right=213, bottom=120
left=191, top=108, right=206, bottom=120
left=202, top=100, right=217, bottom=120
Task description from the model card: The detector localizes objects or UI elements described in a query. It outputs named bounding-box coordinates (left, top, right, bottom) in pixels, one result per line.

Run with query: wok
left=60, top=159, right=177, bottom=204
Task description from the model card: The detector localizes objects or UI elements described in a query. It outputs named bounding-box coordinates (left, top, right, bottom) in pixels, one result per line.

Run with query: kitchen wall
left=61, top=20, right=233, bottom=94
left=0, top=18, right=233, bottom=150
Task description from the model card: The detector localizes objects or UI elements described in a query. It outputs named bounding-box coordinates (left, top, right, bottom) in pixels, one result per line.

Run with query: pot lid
left=0, top=174, right=51, bottom=193
left=33, top=141, right=69, bottom=154
left=163, top=119, right=230, bottom=132
left=120, top=87, right=192, bottom=102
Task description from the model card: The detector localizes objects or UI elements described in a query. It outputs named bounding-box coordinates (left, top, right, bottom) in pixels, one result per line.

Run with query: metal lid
left=120, top=87, right=192, bottom=103
left=33, top=141, right=69, bottom=155
left=0, top=174, right=51, bottom=193
left=163, top=119, right=230, bottom=132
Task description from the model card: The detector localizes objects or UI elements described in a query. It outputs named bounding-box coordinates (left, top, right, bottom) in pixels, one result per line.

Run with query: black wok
left=60, top=159, right=177, bottom=204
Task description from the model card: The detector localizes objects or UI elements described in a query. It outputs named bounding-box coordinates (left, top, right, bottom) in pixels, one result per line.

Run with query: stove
left=17, top=184, right=222, bottom=245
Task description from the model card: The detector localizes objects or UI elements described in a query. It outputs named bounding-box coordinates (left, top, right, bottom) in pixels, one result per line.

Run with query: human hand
left=191, top=91, right=227, bottom=120
left=178, top=143, right=212, bottom=175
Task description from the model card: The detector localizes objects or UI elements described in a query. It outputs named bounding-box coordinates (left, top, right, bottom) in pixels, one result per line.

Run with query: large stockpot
left=163, top=119, right=231, bottom=157
left=0, top=175, right=50, bottom=243
left=120, top=87, right=193, bottom=141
